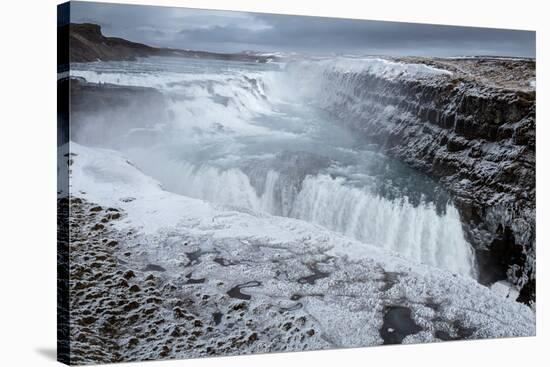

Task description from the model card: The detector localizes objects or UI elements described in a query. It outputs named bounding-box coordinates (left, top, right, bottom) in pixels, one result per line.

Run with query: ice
left=284, top=57, right=452, bottom=82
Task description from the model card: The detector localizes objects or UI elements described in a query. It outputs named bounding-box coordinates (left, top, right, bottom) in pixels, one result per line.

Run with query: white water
left=70, top=56, right=475, bottom=278
left=292, top=175, right=473, bottom=275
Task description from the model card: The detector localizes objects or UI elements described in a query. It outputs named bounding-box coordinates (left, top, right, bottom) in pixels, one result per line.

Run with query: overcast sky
left=70, top=1, right=535, bottom=57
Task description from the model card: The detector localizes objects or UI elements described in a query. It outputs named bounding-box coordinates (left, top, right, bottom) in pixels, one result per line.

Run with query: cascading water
left=291, top=175, right=473, bottom=275
left=70, top=56, right=475, bottom=278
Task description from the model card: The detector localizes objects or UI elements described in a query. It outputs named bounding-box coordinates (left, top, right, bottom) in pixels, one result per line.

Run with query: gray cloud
left=70, top=1, right=535, bottom=57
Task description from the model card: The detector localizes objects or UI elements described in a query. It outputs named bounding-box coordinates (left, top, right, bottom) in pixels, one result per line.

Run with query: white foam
left=292, top=174, right=475, bottom=277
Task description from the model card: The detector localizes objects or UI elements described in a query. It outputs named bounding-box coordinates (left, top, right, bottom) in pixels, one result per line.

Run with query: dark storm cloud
left=70, top=1, right=535, bottom=57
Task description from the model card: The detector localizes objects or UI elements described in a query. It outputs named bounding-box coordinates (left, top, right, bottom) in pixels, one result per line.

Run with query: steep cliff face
left=67, top=23, right=159, bottom=62
left=299, top=58, right=535, bottom=305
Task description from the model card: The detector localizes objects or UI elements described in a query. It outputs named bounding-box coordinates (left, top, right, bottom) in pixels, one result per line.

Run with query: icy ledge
left=285, top=57, right=453, bottom=82
left=66, top=142, right=534, bottom=351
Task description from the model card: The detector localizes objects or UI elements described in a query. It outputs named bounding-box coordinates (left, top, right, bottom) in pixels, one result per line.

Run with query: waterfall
left=165, top=162, right=475, bottom=277
left=73, top=56, right=475, bottom=279
left=291, top=175, right=475, bottom=277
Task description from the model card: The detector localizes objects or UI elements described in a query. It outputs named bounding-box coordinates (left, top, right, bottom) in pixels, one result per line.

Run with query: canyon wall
left=307, top=58, right=535, bottom=304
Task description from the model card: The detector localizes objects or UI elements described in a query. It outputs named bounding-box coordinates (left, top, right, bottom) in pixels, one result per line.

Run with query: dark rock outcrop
left=64, top=23, right=278, bottom=64
left=68, top=23, right=158, bottom=63
left=315, top=57, right=536, bottom=305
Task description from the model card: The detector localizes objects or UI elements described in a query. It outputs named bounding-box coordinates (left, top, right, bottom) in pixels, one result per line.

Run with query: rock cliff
left=312, top=57, right=536, bottom=305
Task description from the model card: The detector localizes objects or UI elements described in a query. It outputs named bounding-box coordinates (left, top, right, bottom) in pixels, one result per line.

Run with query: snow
left=69, top=143, right=387, bottom=258
left=65, top=142, right=535, bottom=345
left=491, top=281, right=521, bottom=300
left=285, top=57, right=453, bottom=82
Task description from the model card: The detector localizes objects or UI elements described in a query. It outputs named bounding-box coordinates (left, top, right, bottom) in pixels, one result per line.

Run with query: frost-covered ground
left=64, top=142, right=534, bottom=363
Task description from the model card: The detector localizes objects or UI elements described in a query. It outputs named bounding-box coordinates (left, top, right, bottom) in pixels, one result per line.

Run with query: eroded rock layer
left=302, top=58, right=535, bottom=303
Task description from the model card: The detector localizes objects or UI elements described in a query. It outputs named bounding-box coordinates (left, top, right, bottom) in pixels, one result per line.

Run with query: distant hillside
left=66, top=23, right=159, bottom=62
left=61, top=23, right=277, bottom=63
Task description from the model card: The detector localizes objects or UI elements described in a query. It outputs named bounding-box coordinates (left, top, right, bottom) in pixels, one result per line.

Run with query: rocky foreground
left=63, top=197, right=330, bottom=364
left=58, top=143, right=534, bottom=364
